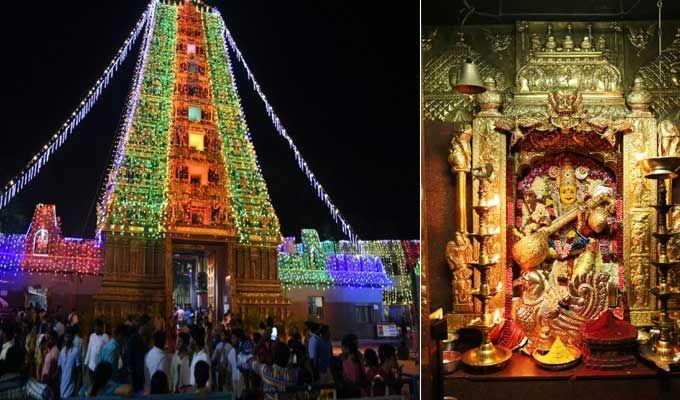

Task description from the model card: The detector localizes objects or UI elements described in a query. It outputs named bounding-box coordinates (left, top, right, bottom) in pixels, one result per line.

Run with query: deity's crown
left=560, top=163, right=577, bottom=187
left=549, top=162, right=577, bottom=187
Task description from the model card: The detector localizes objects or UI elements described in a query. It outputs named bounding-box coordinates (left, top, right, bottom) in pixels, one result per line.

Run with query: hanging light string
left=214, top=11, right=358, bottom=243
left=96, top=0, right=159, bottom=238
left=0, top=1, right=153, bottom=212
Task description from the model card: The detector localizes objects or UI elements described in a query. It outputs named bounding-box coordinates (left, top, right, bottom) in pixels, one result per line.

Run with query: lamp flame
left=488, top=195, right=500, bottom=207
left=493, top=308, right=503, bottom=324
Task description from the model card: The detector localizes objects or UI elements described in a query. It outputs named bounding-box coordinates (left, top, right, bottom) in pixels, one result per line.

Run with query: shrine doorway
left=170, top=240, right=229, bottom=323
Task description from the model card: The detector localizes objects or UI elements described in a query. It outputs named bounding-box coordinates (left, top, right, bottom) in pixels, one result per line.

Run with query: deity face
left=454, top=232, right=466, bottom=246
left=559, top=184, right=577, bottom=205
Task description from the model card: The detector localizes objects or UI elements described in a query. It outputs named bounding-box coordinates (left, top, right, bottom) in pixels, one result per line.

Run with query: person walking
left=83, top=320, right=109, bottom=382
left=57, top=328, right=81, bottom=398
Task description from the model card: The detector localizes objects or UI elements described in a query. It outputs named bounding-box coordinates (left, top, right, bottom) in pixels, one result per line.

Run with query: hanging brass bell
left=451, top=57, right=486, bottom=94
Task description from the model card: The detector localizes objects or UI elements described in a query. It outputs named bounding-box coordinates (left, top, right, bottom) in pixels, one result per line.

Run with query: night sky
left=0, top=1, right=419, bottom=240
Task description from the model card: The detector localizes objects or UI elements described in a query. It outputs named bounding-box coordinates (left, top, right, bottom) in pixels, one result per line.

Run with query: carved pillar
left=165, top=236, right=173, bottom=319
left=472, top=77, right=506, bottom=311
left=625, top=78, right=658, bottom=326
left=448, top=125, right=473, bottom=313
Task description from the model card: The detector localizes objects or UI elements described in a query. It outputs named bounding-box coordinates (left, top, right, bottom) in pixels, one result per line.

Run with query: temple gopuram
left=94, top=1, right=288, bottom=321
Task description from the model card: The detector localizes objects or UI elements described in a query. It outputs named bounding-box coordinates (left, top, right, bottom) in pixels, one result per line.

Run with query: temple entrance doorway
left=171, top=241, right=228, bottom=323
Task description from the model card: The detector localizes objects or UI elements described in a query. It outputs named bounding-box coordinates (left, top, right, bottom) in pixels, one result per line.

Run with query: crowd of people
left=0, top=305, right=407, bottom=399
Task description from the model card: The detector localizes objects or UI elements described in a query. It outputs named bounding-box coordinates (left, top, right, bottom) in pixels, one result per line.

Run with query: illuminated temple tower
left=94, top=1, right=288, bottom=320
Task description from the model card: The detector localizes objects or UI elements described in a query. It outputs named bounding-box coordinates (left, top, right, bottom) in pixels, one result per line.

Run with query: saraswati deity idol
left=511, top=154, right=619, bottom=351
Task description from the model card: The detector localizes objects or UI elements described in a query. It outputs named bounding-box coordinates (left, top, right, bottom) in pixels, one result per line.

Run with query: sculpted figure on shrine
left=446, top=232, right=473, bottom=305
left=448, top=125, right=472, bottom=173
left=659, top=119, right=680, bottom=157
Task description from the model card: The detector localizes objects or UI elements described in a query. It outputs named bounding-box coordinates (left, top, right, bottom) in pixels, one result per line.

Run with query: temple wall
left=284, top=286, right=384, bottom=340
left=0, top=271, right=101, bottom=313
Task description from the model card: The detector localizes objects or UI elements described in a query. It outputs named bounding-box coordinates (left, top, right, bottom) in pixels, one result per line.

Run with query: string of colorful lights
left=99, top=2, right=177, bottom=238
left=360, top=240, right=415, bottom=305
left=0, top=2, right=153, bottom=213
left=205, top=13, right=281, bottom=243
left=215, top=11, right=358, bottom=243
left=97, top=0, right=161, bottom=237
left=277, top=229, right=420, bottom=293
left=0, top=205, right=102, bottom=277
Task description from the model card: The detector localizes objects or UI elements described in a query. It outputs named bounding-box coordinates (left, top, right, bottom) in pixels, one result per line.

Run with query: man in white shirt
left=83, top=319, right=109, bottom=381
left=189, top=327, right=210, bottom=389
left=170, top=332, right=191, bottom=393
left=144, top=330, right=170, bottom=394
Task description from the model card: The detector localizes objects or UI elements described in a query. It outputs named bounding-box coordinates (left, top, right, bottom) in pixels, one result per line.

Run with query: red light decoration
left=0, top=204, right=103, bottom=277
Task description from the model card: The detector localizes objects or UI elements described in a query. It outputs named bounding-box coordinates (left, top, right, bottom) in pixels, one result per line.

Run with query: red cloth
left=582, top=310, right=636, bottom=341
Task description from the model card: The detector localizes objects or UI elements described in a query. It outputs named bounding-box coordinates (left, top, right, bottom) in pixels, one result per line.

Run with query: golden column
left=624, top=77, right=659, bottom=326
left=447, top=123, right=474, bottom=314
left=472, top=77, right=506, bottom=311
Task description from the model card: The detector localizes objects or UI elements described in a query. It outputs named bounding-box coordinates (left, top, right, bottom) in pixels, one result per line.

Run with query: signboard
left=376, top=323, right=399, bottom=338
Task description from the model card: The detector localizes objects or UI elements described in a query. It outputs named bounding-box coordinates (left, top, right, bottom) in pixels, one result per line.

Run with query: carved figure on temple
left=448, top=125, right=472, bottom=172
left=548, top=90, right=583, bottom=117
left=630, top=258, right=648, bottom=307
left=446, top=232, right=473, bottom=305
left=580, top=35, right=592, bottom=50
left=531, top=34, right=542, bottom=52
left=631, top=214, right=649, bottom=254
left=631, top=161, right=651, bottom=207
left=545, top=36, right=557, bottom=51
left=627, top=23, right=655, bottom=57
left=659, top=120, right=680, bottom=157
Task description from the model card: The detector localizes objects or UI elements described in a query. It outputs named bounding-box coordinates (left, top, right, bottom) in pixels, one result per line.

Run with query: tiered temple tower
left=94, top=1, right=288, bottom=321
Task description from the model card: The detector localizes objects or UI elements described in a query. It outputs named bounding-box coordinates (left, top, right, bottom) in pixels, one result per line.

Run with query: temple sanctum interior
left=422, top=1, right=680, bottom=399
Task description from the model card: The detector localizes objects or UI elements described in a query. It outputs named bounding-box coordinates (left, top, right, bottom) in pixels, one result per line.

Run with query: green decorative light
left=360, top=240, right=414, bottom=306
left=104, top=4, right=178, bottom=238
left=204, top=14, right=281, bottom=244
left=279, top=230, right=333, bottom=289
